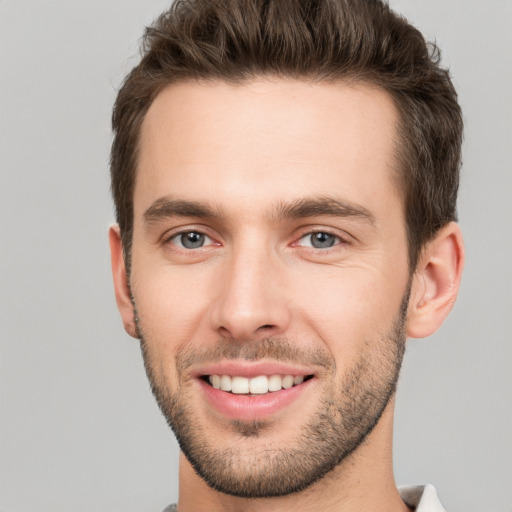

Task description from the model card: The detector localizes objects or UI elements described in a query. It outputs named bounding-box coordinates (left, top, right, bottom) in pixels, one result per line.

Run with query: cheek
left=130, top=265, right=214, bottom=376
left=293, top=264, right=407, bottom=357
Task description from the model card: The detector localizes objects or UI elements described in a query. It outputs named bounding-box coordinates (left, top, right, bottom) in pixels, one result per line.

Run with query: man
left=109, top=1, right=464, bottom=510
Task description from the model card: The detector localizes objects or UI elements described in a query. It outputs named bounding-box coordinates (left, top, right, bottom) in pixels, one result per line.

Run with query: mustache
left=175, top=336, right=335, bottom=373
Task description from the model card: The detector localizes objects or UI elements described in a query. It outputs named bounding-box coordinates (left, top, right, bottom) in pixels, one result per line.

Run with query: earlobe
left=406, top=222, right=465, bottom=339
left=109, top=225, right=139, bottom=339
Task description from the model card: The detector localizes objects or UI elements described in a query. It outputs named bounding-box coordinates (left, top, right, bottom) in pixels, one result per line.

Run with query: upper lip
left=192, top=360, right=316, bottom=379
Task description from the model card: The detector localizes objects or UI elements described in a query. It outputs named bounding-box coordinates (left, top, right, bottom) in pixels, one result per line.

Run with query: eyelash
left=164, top=228, right=348, bottom=252
left=295, top=230, right=347, bottom=250
left=165, top=230, right=217, bottom=250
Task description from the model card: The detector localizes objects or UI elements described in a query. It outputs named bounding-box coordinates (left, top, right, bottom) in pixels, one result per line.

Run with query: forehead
left=136, top=79, right=401, bottom=221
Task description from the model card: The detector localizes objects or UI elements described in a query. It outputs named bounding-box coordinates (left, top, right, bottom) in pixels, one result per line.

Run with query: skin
left=110, top=79, right=464, bottom=512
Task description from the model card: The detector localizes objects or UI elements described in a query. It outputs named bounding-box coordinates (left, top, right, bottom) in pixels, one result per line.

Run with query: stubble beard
left=135, top=290, right=409, bottom=498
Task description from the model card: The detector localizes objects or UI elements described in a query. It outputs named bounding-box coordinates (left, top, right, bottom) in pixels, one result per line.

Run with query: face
left=127, top=79, right=411, bottom=497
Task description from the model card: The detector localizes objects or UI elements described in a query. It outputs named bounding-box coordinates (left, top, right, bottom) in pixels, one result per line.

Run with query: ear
left=406, top=222, right=465, bottom=339
left=109, top=225, right=139, bottom=339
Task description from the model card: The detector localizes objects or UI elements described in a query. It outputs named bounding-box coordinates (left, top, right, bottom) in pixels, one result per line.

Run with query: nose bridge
left=210, top=235, right=290, bottom=340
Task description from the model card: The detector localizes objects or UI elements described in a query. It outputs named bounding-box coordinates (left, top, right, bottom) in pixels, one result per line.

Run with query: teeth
left=231, top=376, right=250, bottom=394
left=249, top=375, right=268, bottom=394
left=220, top=375, right=232, bottom=392
left=207, top=374, right=307, bottom=394
left=282, top=375, right=294, bottom=389
left=210, top=375, right=221, bottom=389
left=268, top=374, right=282, bottom=392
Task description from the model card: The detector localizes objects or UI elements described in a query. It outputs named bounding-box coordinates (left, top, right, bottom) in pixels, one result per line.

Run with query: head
left=109, top=0, right=464, bottom=501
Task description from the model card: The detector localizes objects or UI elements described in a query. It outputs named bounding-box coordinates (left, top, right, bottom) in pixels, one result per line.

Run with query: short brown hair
left=111, top=0, right=463, bottom=270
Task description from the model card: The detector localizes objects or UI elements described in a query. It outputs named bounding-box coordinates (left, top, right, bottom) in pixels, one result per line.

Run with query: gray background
left=1, top=1, right=511, bottom=510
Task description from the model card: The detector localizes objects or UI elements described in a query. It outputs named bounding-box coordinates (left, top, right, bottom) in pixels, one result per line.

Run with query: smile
left=206, top=374, right=312, bottom=395
left=193, top=361, right=317, bottom=420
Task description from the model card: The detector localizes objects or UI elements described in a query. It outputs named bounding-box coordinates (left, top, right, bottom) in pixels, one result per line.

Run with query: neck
left=177, top=399, right=411, bottom=512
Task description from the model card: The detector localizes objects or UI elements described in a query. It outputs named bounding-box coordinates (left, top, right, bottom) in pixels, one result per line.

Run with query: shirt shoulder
left=399, top=484, right=447, bottom=512
left=163, top=486, right=445, bottom=512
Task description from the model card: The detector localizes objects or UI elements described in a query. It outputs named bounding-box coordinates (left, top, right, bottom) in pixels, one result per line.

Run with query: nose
left=209, top=243, right=291, bottom=341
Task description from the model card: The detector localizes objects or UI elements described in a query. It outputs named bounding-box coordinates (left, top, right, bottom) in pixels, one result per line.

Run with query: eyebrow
left=143, top=194, right=376, bottom=226
left=143, top=196, right=223, bottom=224
left=270, top=196, right=376, bottom=225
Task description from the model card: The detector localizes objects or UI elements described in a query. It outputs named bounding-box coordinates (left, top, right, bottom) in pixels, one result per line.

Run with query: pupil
left=182, top=232, right=204, bottom=249
left=312, top=232, right=335, bottom=248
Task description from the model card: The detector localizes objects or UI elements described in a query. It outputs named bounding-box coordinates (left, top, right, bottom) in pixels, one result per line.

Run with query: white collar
left=399, top=484, right=447, bottom=512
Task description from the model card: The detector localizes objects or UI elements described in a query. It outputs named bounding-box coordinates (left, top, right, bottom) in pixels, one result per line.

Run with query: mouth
left=194, top=362, right=317, bottom=420
left=201, top=374, right=314, bottom=395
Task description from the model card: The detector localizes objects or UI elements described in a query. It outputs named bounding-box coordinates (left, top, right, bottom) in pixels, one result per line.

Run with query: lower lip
left=197, top=378, right=315, bottom=421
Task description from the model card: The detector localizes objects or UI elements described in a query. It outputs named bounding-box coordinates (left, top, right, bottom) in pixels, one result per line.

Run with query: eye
left=168, top=231, right=213, bottom=249
left=297, top=231, right=342, bottom=249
